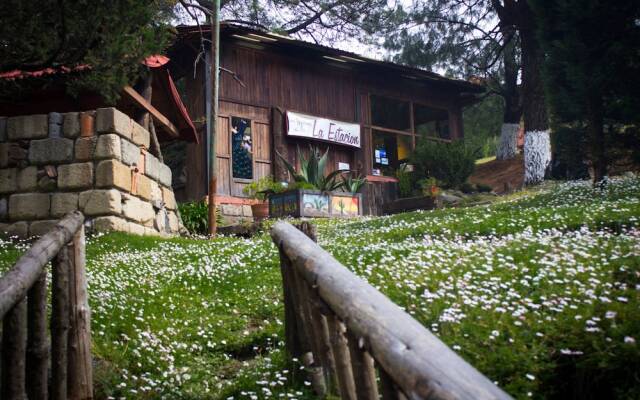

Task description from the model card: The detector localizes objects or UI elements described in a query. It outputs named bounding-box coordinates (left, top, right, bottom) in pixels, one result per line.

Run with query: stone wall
left=0, top=108, right=181, bottom=237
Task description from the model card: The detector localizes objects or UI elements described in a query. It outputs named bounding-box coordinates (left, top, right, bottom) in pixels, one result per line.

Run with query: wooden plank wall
left=220, top=45, right=357, bottom=123
left=183, top=61, right=208, bottom=201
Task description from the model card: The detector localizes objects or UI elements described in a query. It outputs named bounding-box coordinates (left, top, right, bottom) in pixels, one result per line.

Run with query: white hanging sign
left=286, top=111, right=361, bottom=148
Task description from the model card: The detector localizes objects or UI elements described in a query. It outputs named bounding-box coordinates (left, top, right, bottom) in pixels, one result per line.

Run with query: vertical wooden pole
left=134, top=70, right=163, bottom=161
left=52, top=246, right=70, bottom=400
left=149, top=121, right=164, bottom=163
left=278, top=247, right=303, bottom=358
left=292, top=269, right=327, bottom=397
left=346, top=331, right=379, bottom=400
left=67, top=226, right=93, bottom=399
left=134, top=69, right=153, bottom=129
left=327, top=315, right=357, bottom=400
left=272, top=107, right=288, bottom=182
left=293, top=222, right=339, bottom=391
left=208, top=0, right=221, bottom=237
left=1, top=298, right=27, bottom=400
left=27, top=272, right=48, bottom=400
left=300, top=280, right=337, bottom=391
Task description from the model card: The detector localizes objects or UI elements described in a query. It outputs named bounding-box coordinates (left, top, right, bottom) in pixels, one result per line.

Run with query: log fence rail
left=0, top=211, right=92, bottom=400
left=272, top=221, right=513, bottom=400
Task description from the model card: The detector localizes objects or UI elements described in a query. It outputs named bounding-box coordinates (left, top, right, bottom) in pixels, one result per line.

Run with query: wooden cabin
left=168, top=23, right=482, bottom=215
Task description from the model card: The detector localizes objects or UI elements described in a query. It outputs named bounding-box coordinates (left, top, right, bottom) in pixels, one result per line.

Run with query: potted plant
left=242, top=176, right=286, bottom=220
left=340, top=173, right=367, bottom=194
left=271, top=145, right=364, bottom=218
left=331, top=172, right=366, bottom=216
left=420, top=177, right=440, bottom=198
left=277, top=146, right=345, bottom=192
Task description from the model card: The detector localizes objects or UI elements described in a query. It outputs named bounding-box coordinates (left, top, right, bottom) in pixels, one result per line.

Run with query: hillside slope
left=1, top=177, right=639, bottom=399
left=470, top=155, right=525, bottom=193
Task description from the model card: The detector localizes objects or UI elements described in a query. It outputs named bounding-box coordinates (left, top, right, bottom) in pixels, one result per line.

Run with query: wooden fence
left=272, top=221, right=513, bottom=400
left=0, top=211, right=92, bottom=400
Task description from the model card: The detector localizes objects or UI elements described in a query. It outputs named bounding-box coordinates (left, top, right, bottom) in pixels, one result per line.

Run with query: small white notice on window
left=338, top=162, right=350, bottom=171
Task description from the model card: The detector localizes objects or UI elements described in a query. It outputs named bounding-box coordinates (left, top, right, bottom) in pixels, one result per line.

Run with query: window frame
left=413, top=102, right=452, bottom=141
left=365, top=93, right=453, bottom=177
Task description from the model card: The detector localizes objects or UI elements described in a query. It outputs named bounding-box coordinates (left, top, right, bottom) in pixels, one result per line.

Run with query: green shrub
left=178, top=201, right=222, bottom=235
left=551, top=124, right=590, bottom=180
left=396, top=165, right=414, bottom=198
left=412, top=139, right=479, bottom=188
left=460, top=182, right=476, bottom=194
left=289, top=181, right=316, bottom=190
left=477, top=183, right=493, bottom=193
left=341, top=173, right=367, bottom=193
left=465, top=134, right=498, bottom=159
left=419, top=177, right=440, bottom=197
left=242, top=176, right=287, bottom=200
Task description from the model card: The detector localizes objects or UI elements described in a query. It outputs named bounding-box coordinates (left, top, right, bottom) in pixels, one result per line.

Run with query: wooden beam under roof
left=122, top=85, right=179, bottom=138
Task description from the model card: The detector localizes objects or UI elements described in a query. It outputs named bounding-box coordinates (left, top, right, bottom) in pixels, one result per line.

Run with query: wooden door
left=253, top=121, right=272, bottom=181
left=216, top=115, right=272, bottom=197
left=216, top=116, right=232, bottom=196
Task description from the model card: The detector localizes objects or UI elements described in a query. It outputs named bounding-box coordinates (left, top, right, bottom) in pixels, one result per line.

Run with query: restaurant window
left=231, top=116, right=253, bottom=180
left=372, top=130, right=412, bottom=176
left=414, top=104, right=450, bottom=140
left=370, top=95, right=411, bottom=132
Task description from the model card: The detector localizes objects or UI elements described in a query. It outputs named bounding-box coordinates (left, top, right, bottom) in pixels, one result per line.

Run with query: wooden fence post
left=378, top=367, right=400, bottom=400
left=327, top=315, right=357, bottom=400
left=272, top=221, right=513, bottom=400
left=27, top=272, right=48, bottom=400
left=1, top=298, right=27, bottom=400
left=67, top=226, right=93, bottom=399
left=346, top=331, right=379, bottom=400
left=279, top=247, right=303, bottom=358
left=292, top=268, right=327, bottom=397
left=52, top=245, right=70, bottom=400
left=295, top=221, right=317, bottom=242
left=299, top=279, right=337, bottom=391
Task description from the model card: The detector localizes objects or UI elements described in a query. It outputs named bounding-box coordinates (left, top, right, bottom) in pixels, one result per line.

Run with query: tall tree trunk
left=587, top=94, right=607, bottom=185
left=519, top=3, right=550, bottom=185
left=497, top=32, right=522, bottom=160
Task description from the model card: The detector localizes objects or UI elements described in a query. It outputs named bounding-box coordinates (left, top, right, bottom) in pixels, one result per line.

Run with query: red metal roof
left=0, top=57, right=197, bottom=143
left=143, top=55, right=170, bottom=68
left=0, top=65, right=90, bottom=80
left=160, top=67, right=198, bottom=143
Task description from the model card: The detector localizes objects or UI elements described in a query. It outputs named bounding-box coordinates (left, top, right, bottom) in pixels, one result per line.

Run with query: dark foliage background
left=463, top=94, right=504, bottom=159
left=533, top=0, right=640, bottom=182
left=0, top=0, right=174, bottom=103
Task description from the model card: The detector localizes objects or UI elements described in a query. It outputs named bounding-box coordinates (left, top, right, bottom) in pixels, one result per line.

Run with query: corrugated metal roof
left=176, top=23, right=483, bottom=93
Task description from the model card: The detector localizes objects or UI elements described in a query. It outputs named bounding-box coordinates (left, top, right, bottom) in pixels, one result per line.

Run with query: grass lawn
left=1, top=177, right=639, bottom=399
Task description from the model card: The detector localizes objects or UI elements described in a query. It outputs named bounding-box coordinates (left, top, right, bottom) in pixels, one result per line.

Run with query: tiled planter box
left=269, top=189, right=362, bottom=218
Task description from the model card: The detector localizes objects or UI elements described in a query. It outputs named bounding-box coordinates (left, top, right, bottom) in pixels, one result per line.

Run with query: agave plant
left=277, top=145, right=346, bottom=192
left=341, top=173, right=367, bottom=193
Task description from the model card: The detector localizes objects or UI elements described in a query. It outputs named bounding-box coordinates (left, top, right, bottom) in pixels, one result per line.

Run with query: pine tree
left=379, top=1, right=553, bottom=183
left=0, top=0, right=173, bottom=103
left=532, top=0, right=640, bottom=184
